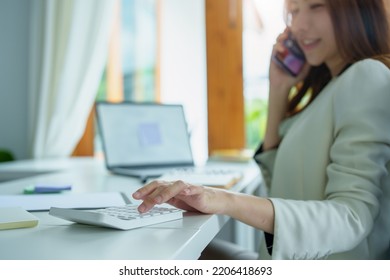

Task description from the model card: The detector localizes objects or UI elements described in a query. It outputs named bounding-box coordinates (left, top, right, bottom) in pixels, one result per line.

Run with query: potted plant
left=0, top=149, right=14, bottom=162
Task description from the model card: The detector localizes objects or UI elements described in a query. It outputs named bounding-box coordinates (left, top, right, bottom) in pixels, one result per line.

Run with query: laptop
left=96, top=102, right=195, bottom=181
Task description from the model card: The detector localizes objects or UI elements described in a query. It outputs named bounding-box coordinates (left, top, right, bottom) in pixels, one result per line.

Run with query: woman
left=133, top=0, right=390, bottom=259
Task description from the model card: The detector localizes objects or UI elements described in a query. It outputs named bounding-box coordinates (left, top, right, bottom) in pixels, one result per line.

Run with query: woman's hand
left=269, top=29, right=310, bottom=95
left=132, top=180, right=228, bottom=214
left=263, top=29, right=311, bottom=151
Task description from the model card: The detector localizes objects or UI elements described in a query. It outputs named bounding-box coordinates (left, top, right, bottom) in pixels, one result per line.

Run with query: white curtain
left=28, top=0, right=116, bottom=158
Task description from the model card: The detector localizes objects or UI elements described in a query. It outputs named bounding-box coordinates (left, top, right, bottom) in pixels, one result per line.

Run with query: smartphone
left=273, top=33, right=306, bottom=77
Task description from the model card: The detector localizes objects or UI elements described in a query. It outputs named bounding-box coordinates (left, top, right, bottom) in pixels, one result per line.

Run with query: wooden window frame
left=205, top=0, right=245, bottom=154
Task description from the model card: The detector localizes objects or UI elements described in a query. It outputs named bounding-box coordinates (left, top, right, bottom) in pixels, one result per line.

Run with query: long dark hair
left=287, top=0, right=390, bottom=116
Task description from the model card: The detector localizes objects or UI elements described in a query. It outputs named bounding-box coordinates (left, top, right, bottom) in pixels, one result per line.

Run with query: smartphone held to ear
left=273, top=33, right=306, bottom=77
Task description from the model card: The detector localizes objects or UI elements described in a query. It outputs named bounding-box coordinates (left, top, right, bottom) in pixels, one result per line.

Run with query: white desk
left=0, top=157, right=262, bottom=260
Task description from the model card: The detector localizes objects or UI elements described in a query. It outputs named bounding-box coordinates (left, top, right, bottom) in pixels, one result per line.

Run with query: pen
left=23, top=185, right=72, bottom=194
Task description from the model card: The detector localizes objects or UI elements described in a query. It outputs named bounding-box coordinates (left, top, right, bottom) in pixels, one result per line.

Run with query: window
left=97, top=0, right=158, bottom=103
left=243, top=0, right=285, bottom=149
left=122, top=0, right=157, bottom=101
left=75, top=0, right=285, bottom=158
left=93, top=0, right=158, bottom=156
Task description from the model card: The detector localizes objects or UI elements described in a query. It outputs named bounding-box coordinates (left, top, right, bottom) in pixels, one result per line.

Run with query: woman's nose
left=290, top=11, right=311, bottom=34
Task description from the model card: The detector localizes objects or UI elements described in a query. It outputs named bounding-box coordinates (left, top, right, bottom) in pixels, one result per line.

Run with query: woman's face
left=287, top=0, right=346, bottom=76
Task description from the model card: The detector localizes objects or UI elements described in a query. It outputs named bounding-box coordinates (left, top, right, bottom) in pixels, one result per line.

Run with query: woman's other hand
left=269, top=29, right=310, bottom=95
left=263, top=29, right=310, bottom=151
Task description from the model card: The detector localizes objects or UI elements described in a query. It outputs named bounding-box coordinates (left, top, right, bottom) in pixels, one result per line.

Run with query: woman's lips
left=300, top=38, right=321, bottom=52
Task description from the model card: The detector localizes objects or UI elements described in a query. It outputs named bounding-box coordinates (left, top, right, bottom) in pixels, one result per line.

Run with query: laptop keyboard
left=49, top=204, right=183, bottom=230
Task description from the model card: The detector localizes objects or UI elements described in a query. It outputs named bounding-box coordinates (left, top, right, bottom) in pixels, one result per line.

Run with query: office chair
left=199, top=238, right=259, bottom=260
left=387, top=243, right=390, bottom=260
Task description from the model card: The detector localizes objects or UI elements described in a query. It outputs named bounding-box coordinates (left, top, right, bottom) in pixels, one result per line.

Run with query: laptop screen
left=96, top=102, right=194, bottom=168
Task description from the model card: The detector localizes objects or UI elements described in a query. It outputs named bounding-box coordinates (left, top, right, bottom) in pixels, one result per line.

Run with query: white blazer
left=255, top=59, right=390, bottom=259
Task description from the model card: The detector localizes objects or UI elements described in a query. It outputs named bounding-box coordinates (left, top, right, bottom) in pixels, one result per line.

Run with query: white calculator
left=49, top=204, right=183, bottom=230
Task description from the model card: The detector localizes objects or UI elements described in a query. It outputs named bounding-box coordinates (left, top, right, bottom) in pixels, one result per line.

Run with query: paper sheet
left=0, top=192, right=129, bottom=211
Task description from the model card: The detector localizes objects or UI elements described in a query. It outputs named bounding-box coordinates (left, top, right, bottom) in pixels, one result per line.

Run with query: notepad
left=210, top=149, right=254, bottom=162
left=0, top=207, right=39, bottom=230
left=0, top=192, right=129, bottom=211
left=155, top=168, right=243, bottom=189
